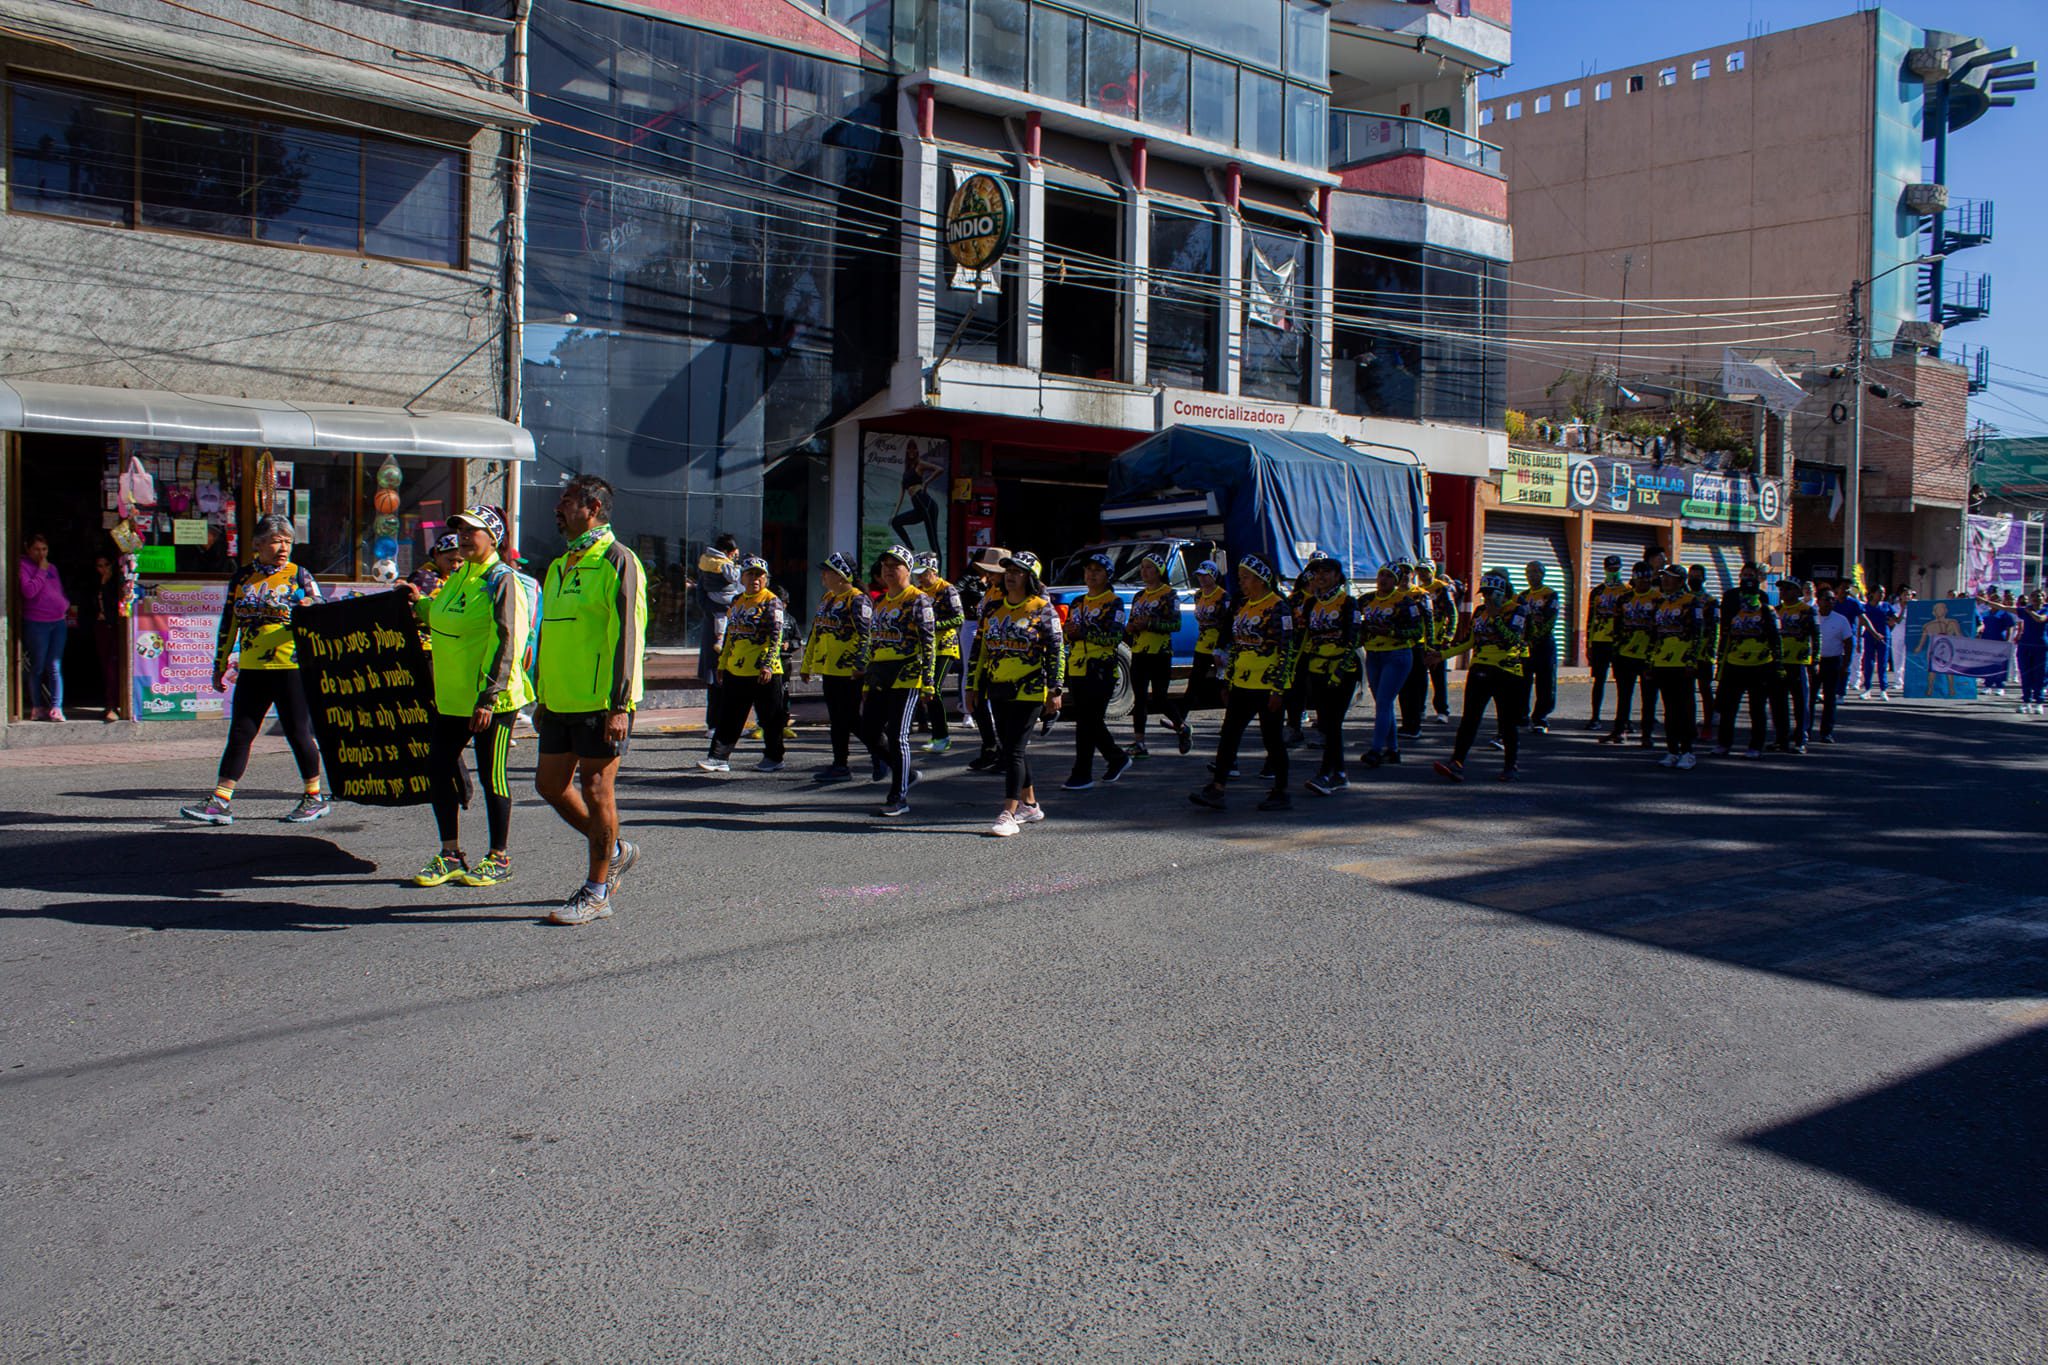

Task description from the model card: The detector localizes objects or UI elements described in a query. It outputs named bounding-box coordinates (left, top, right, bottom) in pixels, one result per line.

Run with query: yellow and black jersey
left=1778, top=601, right=1820, bottom=665
left=1358, top=585, right=1432, bottom=652
left=1127, top=585, right=1182, bottom=656
left=1587, top=579, right=1631, bottom=645
left=1720, top=592, right=1782, bottom=668
left=1301, top=587, right=1360, bottom=679
left=1517, top=585, right=1561, bottom=640
left=924, top=577, right=965, bottom=659
left=1650, top=590, right=1705, bottom=669
left=972, top=595, right=1065, bottom=703
left=1065, top=591, right=1125, bottom=681
left=1221, top=591, right=1297, bottom=692
left=1617, top=588, right=1660, bottom=661
left=719, top=587, right=787, bottom=676
left=1442, top=601, right=1532, bottom=676
left=1427, top=575, right=1461, bottom=647
left=870, top=587, right=936, bottom=691
left=802, top=587, right=872, bottom=677
left=1192, top=586, right=1230, bottom=655
left=214, top=559, right=321, bottom=671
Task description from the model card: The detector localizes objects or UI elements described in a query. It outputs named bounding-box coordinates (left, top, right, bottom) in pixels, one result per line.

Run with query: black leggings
left=916, top=657, right=955, bottom=740
left=1716, top=664, right=1776, bottom=751
left=1130, top=652, right=1183, bottom=738
left=713, top=673, right=788, bottom=761
left=1311, top=671, right=1357, bottom=778
left=1452, top=664, right=1523, bottom=767
left=1181, top=652, right=1222, bottom=712
left=431, top=711, right=514, bottom=850
left=821, top=674, right=863, bottom=766
left=891, top=490, right=939, bottom=553
left=991, top=697, right=1042, bottom=801
left=217, top=668, right=321, bottom=784
left=1654, top=667, right=1695, bottom=754
left=1607, top=655, right=1655, bottom=738
left=1067, top=675, right=1124, bottom=778
left=1588, top=640, right=1615, bottom=721
left=1213, top=689, right=1287, bottom=790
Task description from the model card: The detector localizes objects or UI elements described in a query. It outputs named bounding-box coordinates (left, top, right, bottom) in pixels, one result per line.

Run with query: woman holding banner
left=404, top=506, right=533, bottom=888
left=179, top=515, right=328, bottom=826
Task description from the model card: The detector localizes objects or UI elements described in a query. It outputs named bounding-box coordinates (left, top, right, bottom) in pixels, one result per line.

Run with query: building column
left=1125, top=190, right=1150, bottom=389
left=1018, top=152, right=1045, bottom=374
left=1219, top=208, right=1244, bottom=397
left=829, top=420, right=861, bottom=552
left=1308, top=208, right=1335, bottom=409
left=899, top=87, right=938, bottom=368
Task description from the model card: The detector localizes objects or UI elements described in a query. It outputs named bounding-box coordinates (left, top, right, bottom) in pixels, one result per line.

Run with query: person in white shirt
left=1815, top=585, right=1855, bottom=743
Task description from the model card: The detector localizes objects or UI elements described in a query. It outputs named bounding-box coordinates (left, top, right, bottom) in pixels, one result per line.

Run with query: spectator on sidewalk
left=1815, top=585, right=1853, bottom=742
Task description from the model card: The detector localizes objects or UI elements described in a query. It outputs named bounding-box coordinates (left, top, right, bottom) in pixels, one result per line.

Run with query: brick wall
left=1859, top=354, right=1971, bottom=509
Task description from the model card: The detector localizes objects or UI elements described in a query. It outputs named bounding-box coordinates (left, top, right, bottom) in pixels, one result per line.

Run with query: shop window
left=112, top=443, right=243, bottom=575
left=1240, top=220, right=1307, bottom=403
left=1147, top=211, right=1219, bottom=390
left=1564, top=88, right=1581, bottom=108
left=3, top=75, right=465, bottom=266
left=7, top=80, right=135, bottom=224
left=1042, top=188, right=1122, bottom=381
left=277, top=452, right=458, bottom=583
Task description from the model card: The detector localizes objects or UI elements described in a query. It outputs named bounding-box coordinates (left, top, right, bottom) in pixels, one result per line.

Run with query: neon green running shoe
left=460, top=852, right=513, bottom=887
left=413, top=852, right=469, bottom=887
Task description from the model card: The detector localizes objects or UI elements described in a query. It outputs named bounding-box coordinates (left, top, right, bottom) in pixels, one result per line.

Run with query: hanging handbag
left=117, top=455, right=157, bottom=519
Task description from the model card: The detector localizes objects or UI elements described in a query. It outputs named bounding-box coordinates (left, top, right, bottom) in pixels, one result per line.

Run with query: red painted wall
left=1336, top=153, right=1508, bottom=221
left=629, top=0, right=868, bottom=60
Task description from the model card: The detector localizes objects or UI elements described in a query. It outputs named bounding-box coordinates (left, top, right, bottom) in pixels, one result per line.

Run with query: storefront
left=1679, top=530, right=1751, bottom=596
left=3, top=380, right=530, bottom=730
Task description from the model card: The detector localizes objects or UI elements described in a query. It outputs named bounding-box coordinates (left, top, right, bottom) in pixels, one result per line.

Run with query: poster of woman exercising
left=861, top=433, right=951, bottom=576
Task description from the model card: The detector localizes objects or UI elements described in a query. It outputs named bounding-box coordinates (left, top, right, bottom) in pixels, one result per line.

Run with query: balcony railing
left=1328, top=108, right=1501, bottom=175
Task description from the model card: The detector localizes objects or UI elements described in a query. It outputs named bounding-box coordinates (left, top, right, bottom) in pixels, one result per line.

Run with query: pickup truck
left=1043, top=537, right=1218, bottom=719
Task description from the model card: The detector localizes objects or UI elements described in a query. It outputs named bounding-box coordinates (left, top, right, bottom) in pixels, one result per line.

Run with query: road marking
left=1332, top=838, right=1611, bottom=886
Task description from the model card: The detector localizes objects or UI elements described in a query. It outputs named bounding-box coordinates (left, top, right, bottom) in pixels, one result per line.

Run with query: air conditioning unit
left=1896, top=320, right=1945, bottom=350
left=1902, top=183, right=1950, bottom=215
left=1907, top=47, right=1952, bottom=82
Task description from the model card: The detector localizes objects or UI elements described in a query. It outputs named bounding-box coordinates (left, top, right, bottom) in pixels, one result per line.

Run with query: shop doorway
left=14, top=434, right=120, bottom=719
left=990, top=445, right=1110, bottom=575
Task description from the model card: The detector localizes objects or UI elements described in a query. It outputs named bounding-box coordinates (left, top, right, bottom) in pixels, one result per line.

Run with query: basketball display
left=374, top=488, right=401, bottom=514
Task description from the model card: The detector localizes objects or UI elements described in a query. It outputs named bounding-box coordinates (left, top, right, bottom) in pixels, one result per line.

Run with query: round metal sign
left=944, top=173, right=1014, bottom=273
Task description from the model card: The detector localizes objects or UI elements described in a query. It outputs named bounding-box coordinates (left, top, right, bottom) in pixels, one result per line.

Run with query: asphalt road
left=2, top=684, right=2043, bottom=1362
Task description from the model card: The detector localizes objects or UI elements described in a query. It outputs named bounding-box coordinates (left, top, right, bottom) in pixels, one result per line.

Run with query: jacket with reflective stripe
left=535, top=530, right=647, bottom=713
left=420, top=554, right=533, bottom=716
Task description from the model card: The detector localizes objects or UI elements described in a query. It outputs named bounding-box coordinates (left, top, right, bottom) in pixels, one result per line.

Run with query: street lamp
left=1844, top=252, right=1947, bottom=582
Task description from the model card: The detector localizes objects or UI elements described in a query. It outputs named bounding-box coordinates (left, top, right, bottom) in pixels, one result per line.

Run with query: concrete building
left=514, top=0, right=1516, bottom=646
left=1480, top=9, right=2029, bottom=606
left=0, top=0, right=531, bottom=740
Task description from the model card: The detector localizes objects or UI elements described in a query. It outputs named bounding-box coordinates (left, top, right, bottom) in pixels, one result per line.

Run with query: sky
left=1480, top=0, right=2048, bottom=435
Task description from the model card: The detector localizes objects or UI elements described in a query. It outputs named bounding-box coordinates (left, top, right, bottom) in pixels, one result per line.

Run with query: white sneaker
left=1656, top=752, right=1677, bottom=767
left=1016, top=802, right=1046, bottom=825
left=1859, top=690, right=1874, bottom=700
left=989, top=810, right=1021, bottom=838
left=697, top=757, right=731, bottom=772
left=1675, top=753, right=1698, bottom=771
left=1878, top=690, right=1890, bottom=701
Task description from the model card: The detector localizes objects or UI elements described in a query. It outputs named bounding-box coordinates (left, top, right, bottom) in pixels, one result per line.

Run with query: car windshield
left=1050, top=542, right=1190, bottom=588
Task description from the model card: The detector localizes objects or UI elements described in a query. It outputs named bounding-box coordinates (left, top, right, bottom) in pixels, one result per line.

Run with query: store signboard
left=1501, top=448, right=1569, bottom=507
left=132, top=581, right=230, bottom=721
left=1501, top=449, right=1783, bottom=527
left=1964, top=515, right=2026, bottom=592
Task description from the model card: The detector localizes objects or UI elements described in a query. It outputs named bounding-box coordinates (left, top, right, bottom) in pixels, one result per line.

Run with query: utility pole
left=1845, top=279, right=1864, bottom=582
left=1612, top=252, right=1634, bottom=412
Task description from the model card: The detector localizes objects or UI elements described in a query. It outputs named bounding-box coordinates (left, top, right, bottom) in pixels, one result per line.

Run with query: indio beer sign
left=944, top=172, right=1013, bottom=272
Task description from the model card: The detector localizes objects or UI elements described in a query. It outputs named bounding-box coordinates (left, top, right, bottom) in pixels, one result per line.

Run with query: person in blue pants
left=1356, top=561, right=1431, bottom=768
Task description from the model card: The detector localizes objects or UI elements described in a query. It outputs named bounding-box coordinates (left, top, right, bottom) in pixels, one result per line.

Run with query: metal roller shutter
left=1589, top=521, right=1661, bottom=587
left=1680, top=532, right=1749, bottom=595
left=1482, top=512, right=1574, bottom=627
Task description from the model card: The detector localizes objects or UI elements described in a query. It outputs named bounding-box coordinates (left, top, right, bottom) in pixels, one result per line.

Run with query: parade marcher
left=408, top=532, right=462, bottom=599
left=967, top=551, right=1065, bottom=836
left=1976, top=591, right=2018, bottom=699
left=1815, top=585, right=1852, bottom=741
left=1126, top=550, right=1191, bottom=757
left=532, top=476, right=647, bottom=926
left=1283, top=570, right=1314, bottom=746
left=2014, top=590, right=2046, bottom=714
left=178, top=515, right=328, bottom=825
left=1600, top=563, right=1657, bottom=746
left=1516, top=561, right=1562, bottom=733
left=405, top=506, right=532, bottom=887
left=1833, top=578, right=1866, bottom=701
left=1190, top=556, right=1296, bottom=812
left=18, top=532, right=73, bottom=721
left=1061, top=552, right=1131, bottom=790
left=861, top=545, right=936, bottom=817
left=1181, top=559, right=1232, bottom=722
left=962, top=548, right=1010, bottom=770
left=700, top=557, right=788, bottom=773
left=1713, top=563, right=1783, bottom=759
left=1584, top=555, right=1629, bottom=731
left=1299, top=552, right=1362, bottom=796
left=1432, top=570, right=1530, bottom=783
left=1358, top=560, right=1431, bottom=768
left=1648, top=565, right=1704, bottom=770
left=1401, top=558, right=1457, bottom=730
left=1776, top=577, right=1819, bottom=753
left=912, top=553, right=965, bottom=752
left=1687, top=563, right=1719, bottom=723
left=1859, top=585, right=1896, bottom=700
left=800, top=552, right=873, bottom=782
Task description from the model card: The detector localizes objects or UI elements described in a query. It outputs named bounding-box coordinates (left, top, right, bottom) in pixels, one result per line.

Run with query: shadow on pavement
left=1741, top=1024, right=2048, bottom=1255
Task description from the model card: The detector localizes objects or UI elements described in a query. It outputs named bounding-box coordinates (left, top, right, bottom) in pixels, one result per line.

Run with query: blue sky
left=1483, top=1, right=2048, bottom=434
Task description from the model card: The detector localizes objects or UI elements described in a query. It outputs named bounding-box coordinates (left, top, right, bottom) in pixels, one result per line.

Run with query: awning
left=0, top=379, right=534, bottom=462
left=0, top=0, right=532, bottom=128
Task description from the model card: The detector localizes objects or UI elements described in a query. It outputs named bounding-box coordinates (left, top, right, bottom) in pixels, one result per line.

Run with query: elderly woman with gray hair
left=179, top=515, right=329, bottom=826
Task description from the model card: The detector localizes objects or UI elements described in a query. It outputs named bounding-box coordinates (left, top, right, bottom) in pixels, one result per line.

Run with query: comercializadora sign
left=944, top=173, right=1014, bottom=273
left=1502, top=449, right=1783, bottom=527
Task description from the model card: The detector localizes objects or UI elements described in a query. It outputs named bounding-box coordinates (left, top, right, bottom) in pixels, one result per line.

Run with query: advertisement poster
left=1964, top=515, right=2027, bottom=593
left=861, top=433, right=951, bottom=578
left=1902, top=598, right=1981, bottom=701
left=1504, top=450, right=1784, bottom=528
left=132, top=582, right=231, bottom=721
left=293, top=591, right=447, bottom=806
left=1501, top=448, right=1569, bottom=508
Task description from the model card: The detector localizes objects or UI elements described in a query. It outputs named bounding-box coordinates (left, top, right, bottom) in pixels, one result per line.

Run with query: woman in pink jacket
left=18, top=532, right=74, bottom=721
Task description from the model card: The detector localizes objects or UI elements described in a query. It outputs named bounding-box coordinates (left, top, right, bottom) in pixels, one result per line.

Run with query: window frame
left=1564, top=87, right=1581, bottom=108
left=1594, top=81, right=1612, bottom=101
left=3, top=68, right=470, bottom=271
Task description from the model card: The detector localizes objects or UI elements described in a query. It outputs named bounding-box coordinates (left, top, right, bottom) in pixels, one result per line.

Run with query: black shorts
left=535, top=705, right=633, bottom=761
